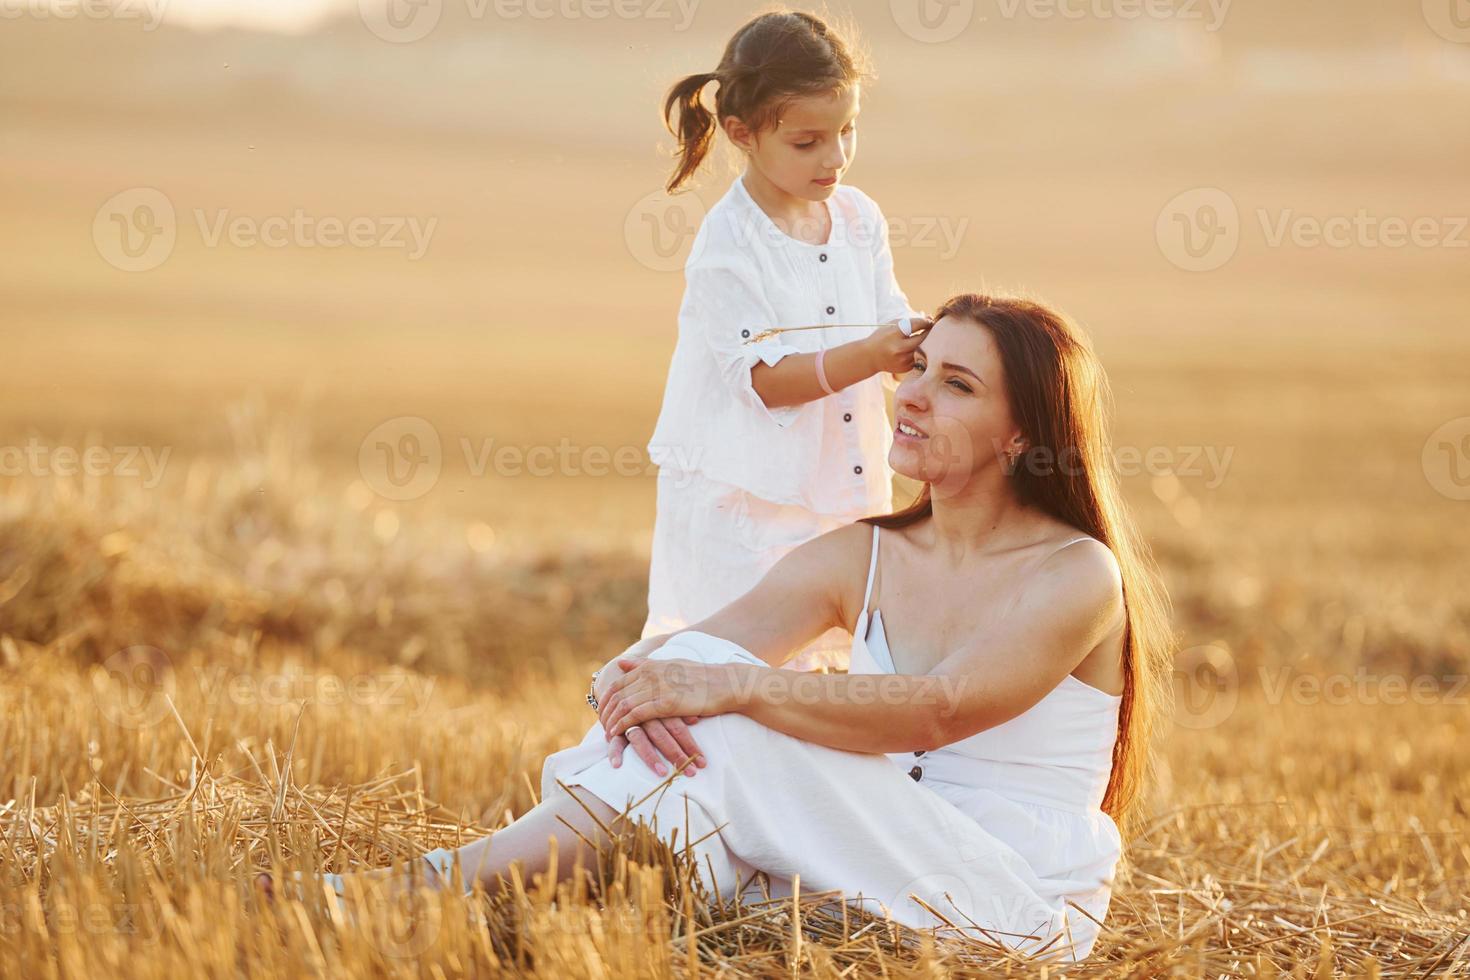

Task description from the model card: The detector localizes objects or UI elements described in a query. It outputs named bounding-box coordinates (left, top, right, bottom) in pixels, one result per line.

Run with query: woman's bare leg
left=447, top=786, right=623, bottom=891
left=258, top=786, right=623, bottom=899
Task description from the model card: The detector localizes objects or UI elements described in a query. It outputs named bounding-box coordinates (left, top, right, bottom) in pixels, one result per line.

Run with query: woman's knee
left=651, top=631, right=764, bottom=669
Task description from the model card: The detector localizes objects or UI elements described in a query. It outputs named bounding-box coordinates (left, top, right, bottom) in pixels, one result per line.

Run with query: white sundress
left=542, top=524, right=1124, bottom=962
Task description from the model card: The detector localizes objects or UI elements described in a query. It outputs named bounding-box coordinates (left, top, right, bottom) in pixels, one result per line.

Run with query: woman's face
left=890, top=316, right=1026, bottom=496
left=728, top=85, right=859, bottom=205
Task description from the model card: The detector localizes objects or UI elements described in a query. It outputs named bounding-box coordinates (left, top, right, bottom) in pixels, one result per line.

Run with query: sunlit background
left=6, top=0, right=1467, bottom=547
left=1, top=1, right=1467, bottom=973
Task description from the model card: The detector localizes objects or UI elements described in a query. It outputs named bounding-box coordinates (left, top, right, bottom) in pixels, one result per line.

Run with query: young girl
left=644, top=9, right=930, bottom=672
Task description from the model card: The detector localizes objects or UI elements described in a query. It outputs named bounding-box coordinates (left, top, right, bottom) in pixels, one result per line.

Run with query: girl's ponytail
left=660, top=9, right=871, bottom=196
left=663, top=71, right=720, bottom=194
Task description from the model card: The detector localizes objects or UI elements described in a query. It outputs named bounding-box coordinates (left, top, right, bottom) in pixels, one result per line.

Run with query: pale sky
left=143, top=0, right=348, bottom=34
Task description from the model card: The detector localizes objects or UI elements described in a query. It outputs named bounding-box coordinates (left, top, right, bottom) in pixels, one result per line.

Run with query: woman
left=261, top=293, right=1172, bottom=964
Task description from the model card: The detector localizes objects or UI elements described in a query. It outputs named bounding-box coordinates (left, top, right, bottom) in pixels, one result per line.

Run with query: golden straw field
left=2, top=1, right=1468, bottom=975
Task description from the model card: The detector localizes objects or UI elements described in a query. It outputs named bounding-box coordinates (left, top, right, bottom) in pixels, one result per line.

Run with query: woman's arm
left=595, top=521, right=866, bottom=740
left=727, top=540, right=1126, bottom=754
left=731, top=669, right=959, bottom=754
left=673, top=520, right=868, bottom=668
left=601, top=529, right=1122, bottom=757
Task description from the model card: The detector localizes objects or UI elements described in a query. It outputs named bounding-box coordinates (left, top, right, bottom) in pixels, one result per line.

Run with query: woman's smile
left=895, top=416, right=929, bottom=441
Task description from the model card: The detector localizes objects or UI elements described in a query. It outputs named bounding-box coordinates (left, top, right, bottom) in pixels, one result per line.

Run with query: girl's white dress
left=542, top=524, right=1125, bottom=962
left=643, top=177, right=923, bottom=672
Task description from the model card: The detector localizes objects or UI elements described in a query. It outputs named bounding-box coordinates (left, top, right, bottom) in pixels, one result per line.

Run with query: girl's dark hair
left=863, top=294, right=1176, bottom=841
left=662, top=8, right=871, bottom=193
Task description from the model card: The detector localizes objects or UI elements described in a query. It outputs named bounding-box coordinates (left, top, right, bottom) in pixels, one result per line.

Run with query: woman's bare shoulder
left=791, top=521, right=885, bottom=629
left=1032, top=529, right=1124, bottom=620
left=799, top=520, right=879, bottom=571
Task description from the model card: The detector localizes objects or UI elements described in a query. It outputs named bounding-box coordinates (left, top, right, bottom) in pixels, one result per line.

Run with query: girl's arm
left=688, top=261, right=921, bottom=421
left=750, top=329, right=922, bottom=409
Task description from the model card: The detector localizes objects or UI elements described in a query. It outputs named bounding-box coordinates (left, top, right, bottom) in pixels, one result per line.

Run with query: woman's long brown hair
left=662, top=7, right=871, bottom=194
left=862, top=294, right=1175, bottom=840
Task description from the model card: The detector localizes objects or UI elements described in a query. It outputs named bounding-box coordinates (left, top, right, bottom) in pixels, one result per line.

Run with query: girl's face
left=725, top=85, right=860, bottom=203
left=890, top=316, right=1028, bottom=496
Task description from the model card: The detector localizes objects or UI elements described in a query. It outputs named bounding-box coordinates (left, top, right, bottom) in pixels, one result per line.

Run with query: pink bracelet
left=814, top=348, right=837, bottom=395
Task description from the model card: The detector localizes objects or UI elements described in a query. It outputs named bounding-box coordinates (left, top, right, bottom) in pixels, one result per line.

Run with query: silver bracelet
left=585, top=669, right=601, bottom=710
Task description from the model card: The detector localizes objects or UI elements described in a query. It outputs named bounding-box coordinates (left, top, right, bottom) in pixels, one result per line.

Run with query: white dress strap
left=860, top=524, right=881, bottom=612
left=1040, top=535, right=1098, bottom=565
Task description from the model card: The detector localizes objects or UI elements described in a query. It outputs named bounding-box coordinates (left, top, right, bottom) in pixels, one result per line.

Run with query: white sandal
left=268, top=847, right=470, bottom=910
left=420, top=847, right=465, bottom=892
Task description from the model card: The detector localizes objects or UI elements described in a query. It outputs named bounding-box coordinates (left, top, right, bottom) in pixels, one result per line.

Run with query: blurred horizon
left=4, top=0, right=1467, bottom=551
left=2, top=7, right=1467, bottom=972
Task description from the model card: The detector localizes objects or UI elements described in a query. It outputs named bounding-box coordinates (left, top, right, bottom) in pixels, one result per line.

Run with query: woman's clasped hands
left=596, top=655, right=743, bottom=778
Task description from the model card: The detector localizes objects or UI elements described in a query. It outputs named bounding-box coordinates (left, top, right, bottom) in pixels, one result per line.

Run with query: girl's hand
left=598, top=657, right=735, bottom=739
left=863, top=317, right=932, bottom=376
